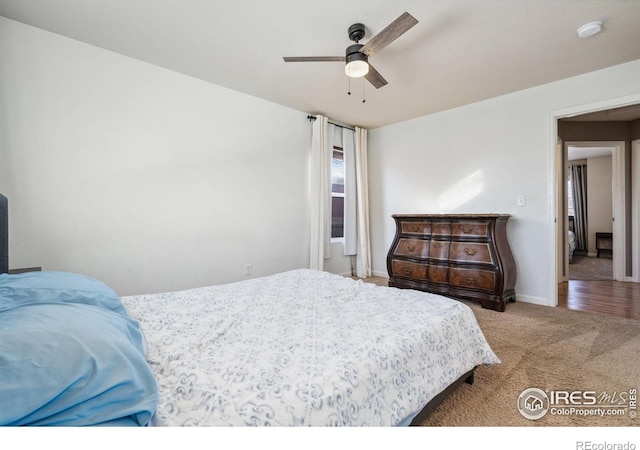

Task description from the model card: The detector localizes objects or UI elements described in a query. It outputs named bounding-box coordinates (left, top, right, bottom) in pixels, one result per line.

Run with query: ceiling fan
left=283, top=12, right=418, bottom=89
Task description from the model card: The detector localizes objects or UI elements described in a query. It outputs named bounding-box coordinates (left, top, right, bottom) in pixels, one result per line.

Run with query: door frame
left=633, top=139, right=640, bottom=282
left=548, top=93, right=640, bottom=306
left=562, top=141, right=624, bottom=281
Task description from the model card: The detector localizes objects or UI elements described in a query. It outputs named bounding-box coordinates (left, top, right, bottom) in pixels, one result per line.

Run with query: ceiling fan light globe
left=345, top=60, right=369, bottom=78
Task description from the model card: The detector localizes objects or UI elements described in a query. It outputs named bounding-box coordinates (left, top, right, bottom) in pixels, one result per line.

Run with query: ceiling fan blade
left=283, top=56, right=345, bottom=62
left=364, top=64, right=387, bottom=89
left=360, top=12, right=418, bottom=57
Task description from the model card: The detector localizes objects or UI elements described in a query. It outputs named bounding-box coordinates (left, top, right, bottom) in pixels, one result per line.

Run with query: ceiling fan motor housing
left=348, top=23, right=366, bottom=42
left=346, top=43, right=365, bottom=58
left=345, top=44, right=368, bottom=66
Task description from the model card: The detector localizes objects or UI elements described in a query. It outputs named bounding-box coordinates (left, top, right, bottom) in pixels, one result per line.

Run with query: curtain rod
left=307, top=115, right=355, bottom=131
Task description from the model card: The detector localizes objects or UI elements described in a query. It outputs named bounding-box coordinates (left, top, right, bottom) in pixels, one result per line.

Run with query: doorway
left=549, top=97, right=640, bottom=312
left=564, top=143, right=616, bottom=282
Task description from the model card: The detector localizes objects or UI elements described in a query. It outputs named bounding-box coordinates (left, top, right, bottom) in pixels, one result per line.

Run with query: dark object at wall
left=0, top=194, right=7, bottom=274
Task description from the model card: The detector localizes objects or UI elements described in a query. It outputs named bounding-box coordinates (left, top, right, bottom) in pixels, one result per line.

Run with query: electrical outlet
left=244, top=264, right=252, bottom=275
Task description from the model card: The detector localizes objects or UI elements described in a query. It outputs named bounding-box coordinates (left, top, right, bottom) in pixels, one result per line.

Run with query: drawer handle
left=465, top=276, right=477, bottom=285
left=433, top=242, right=443, bottom=249
left=461, top=225, right=474, bottom=233
left=407, top=244, right=416, bottom=252
left=409, top=225, right=420, bottom=232
left=403, top=267, right=413, bottom=275
left=464, top=248, right=478, bottom=256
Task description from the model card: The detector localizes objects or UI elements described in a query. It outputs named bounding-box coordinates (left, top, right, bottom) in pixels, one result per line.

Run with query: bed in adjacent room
left=568, top=216, right=576, bottom=263
left=0, top=193, right=500, bottom=426
left=568, top=229, right=576, bottom=263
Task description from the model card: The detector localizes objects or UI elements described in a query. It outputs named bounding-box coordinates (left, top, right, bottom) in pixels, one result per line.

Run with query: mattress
left=122, top=269, right=499, bottom=426
left=568, top=229, right=576, bottom=263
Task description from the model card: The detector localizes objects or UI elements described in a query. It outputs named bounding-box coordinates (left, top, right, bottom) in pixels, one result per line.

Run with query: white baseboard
left=515, top=294, right=552, bottom=307
left=371, top=269, right=389, bottom=278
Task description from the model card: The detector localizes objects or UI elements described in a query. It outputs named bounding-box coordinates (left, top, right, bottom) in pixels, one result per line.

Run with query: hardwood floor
left=558, top=280, right=640, bottom=320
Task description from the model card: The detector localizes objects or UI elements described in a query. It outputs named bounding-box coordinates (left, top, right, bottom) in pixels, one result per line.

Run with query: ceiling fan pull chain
left=347, top=73, right=351, bottom=95
left=362, top=79, right=366, bottom=103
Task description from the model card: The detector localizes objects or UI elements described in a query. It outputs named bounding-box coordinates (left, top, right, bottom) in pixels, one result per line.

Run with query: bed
left=568, top=229, right=576, bottom=263
left=568, top=215, right=576, bottom=263
left=0, top=193, right=500, bottom=426
left=121, top=269, right=499, bottom=426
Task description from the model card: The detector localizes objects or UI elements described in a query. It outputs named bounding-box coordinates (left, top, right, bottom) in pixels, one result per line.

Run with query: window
left=331, top=146, right=344, bottom=239
left=567, top=170, right=575, bottom=217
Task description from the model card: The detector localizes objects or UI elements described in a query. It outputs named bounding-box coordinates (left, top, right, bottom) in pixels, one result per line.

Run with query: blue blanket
left=0, top=271, right=158, bottom=426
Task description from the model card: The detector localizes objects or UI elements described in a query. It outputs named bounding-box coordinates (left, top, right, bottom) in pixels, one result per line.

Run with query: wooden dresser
left=387, top=214, right=517, bottom=312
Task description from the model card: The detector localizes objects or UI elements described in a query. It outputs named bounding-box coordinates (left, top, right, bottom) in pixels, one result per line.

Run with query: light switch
left=517, top=195, right=527, bottom=207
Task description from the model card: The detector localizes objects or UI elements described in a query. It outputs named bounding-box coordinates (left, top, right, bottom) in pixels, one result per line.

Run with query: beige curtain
left=570, top=164, right=588, bottom=251
left=354, top=127, right=371, bottom=277
left=309, top=116, right=333, bottom=270
left=310, top=118, right=370, bottom=277
left=342, top=127, right=357, bottom=256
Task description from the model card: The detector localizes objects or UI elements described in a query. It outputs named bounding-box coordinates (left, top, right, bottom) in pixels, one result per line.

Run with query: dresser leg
left=480, top=297, right=506, bottom=312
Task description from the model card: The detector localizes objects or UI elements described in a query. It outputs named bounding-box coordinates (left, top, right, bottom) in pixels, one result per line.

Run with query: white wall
left=368, top=59, right=640, bottom=305
left=3, top=16, right=640, bottom=304
left=587, top=155, right=613, bottom=255
left=0, top=18, right=311, bottom=295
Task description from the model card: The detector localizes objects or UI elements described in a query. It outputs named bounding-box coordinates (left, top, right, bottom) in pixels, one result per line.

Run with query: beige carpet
left=419, top=299, right=639, bottom=426
left=569, top=255, right=613, bottom=281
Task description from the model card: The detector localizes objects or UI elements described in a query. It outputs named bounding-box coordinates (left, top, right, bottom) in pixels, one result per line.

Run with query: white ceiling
left=567, top=146, right=613, bottom=161
left=562, top=103, right=640, bottom=122
left=1, top=0, right=639, bottom=129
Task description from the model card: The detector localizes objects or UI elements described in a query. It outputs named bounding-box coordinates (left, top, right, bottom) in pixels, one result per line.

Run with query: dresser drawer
left=429, top=240, right=449, bottom=260
left=449, top=267, right=496, bottom=291
left=400, top=221, right=431, bottom=236
left=449, top=242, right=494, bottom=264
left=431, top=222, right=451, bottom=236
left=428, top=264, right=449, bottom=284
left=391, top=260, right=428, bottom=279
left=452, top=222, right=488, bottom=238
left=394, top=238, right=429, bottom=258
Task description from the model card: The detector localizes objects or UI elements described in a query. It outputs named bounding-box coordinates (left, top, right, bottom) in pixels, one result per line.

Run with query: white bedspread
left=568, top=230, right=576, bottom=263
left=121, top=269, right=499, bottom=426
